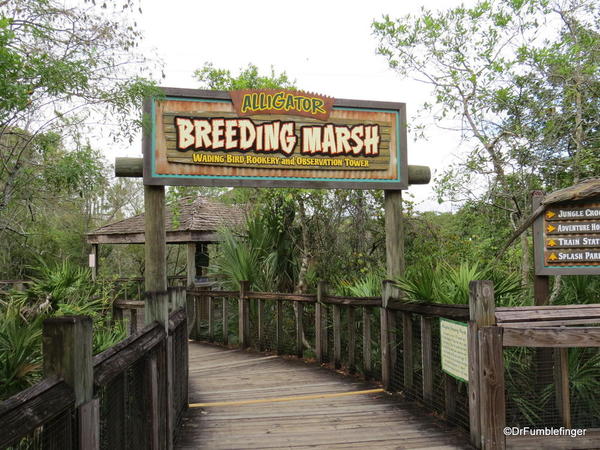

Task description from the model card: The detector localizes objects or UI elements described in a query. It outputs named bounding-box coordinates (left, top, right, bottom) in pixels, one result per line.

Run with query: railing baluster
left=222, top=297, right=228, bottom=346
left=258, top=299, right=265, bottom=351
left=296, top=302, right=304, bottom=357
left=333, top=304, right=341, bottom=369
left=347, top=306, right=356, bottom=373
left=362, top=306, right=372, bottom=377
left=276, top=301, right=283, bottom=354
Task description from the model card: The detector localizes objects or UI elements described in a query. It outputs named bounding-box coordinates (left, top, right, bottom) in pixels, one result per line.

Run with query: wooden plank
left=505, top=429, right=600, bottom=449
left=324, top=295, right=381, bottom=307
left=222, top=297, right=228, bottom=346
left=130, top=308, right=138, bottom=334
left=296, top=302, right=304, bottom=358
left=166, top=335, right=174, bottom=450
left=362, top=307, right=372, bottom=377
left=420, top=316, right=433, bottom=405
left=245, top=292, right=316, bottom=302
left=554, top=348, right=572, bottom=428
left=347, top=306, right=356, bottom=373
left=186, top=243, right=196, bottom=287
left=498, top=318, right=600, bottom=327
left=93, top=322, right=160, bottom=367
left=333, top=304, right=342, bottom=369
left=478, top=326, right=506, bottom=450
left=258, top=299, right=265, bottom=351
left=402, top=312, right=413, bottom=389
left=0, top=379, right=75, bottom=448
left=276, top=301, right=284, bottom=355
left=315, top=282, right=325, bottom=364
left=503, top=327, right=600, bottom=347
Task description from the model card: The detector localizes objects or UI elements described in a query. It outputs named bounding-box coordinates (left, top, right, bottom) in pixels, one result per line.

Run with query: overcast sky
left=124, top=0, right=475, bottom=210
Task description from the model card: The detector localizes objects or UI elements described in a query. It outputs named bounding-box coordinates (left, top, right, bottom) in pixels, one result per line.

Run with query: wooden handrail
left=0, top=378, right=75, bottom=448
left=93, top=323, right=165, bottom=387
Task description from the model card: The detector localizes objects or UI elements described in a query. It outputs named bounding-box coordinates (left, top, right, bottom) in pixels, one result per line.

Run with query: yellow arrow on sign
left=548, top=253, right=558, bottom=261
left=547, top=239, right=557, bottom=247
left=546, top=210, right=556, bottom=219
left=546, top=224, right=556, bottom=233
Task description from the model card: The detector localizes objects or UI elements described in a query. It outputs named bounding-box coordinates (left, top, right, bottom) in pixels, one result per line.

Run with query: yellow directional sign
left=547, top=239, right=557, bottom=247
left=546, top=224, right=556, bottom=233
left=548, top=253, right=558, bottom=261
left=546, top=210, right=556, bottom=219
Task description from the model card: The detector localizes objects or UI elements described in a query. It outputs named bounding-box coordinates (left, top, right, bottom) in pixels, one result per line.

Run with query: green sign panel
left=440, top=318, right=469, bottom=383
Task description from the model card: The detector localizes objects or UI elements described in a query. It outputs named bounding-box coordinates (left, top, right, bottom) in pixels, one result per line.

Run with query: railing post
left=469, top=280, right=499, bottom=450
left=381, top=281, right=393, bottom=391
left=315, top=281, right=327, bottom=364
left=479, top=326, right=505, bottom=450
left=239, top=281, right=250, bottom=348
left=43, top=315, right=98, bottom=449
left=554, top=347, right=572, bottom=428
left=296, top=302, right=304, bottom=357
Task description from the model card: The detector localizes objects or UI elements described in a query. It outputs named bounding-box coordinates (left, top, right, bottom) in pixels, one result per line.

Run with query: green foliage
left=194, top=63, right=295, bottom=90
left=395, top=261, right=524, bottom=305
left=0, top=260, right=126, bottom=400
left=336, top=270, right=384, bottom=297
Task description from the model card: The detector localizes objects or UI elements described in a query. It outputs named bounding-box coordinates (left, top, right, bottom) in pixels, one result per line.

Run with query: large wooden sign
left=534, top=200, right=600, bottom=275
left=143, top=88, right=408, bottom=189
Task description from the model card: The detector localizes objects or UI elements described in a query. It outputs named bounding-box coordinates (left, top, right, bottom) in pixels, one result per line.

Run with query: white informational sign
left=440, top=318, right=469, bottom=382
left=88, top=254, right=96, bottom=268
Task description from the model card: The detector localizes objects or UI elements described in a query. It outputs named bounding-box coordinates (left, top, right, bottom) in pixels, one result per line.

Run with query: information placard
left=440, top=318, right=469, bottom=382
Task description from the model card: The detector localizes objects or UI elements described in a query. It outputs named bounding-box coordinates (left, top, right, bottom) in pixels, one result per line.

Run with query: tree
left=373, top=0, right=599, bottom=286
left=0, top=0, right=160, bottom=277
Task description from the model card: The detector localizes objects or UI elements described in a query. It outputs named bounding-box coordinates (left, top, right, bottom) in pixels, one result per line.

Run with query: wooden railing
left=0, top=287, right=188, bottom=450
left=469, top=281, right=600, bottom=450
left=187, top=280, right=471, bottom=430
left=186, top=280, right=600, bottom=450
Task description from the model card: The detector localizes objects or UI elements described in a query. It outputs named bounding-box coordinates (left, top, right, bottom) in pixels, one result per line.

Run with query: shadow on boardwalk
left=175, top=342, right=472, bottom=449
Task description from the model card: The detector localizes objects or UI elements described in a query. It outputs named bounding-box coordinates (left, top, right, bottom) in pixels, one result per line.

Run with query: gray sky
left=126, top=0, right=471, bottom=210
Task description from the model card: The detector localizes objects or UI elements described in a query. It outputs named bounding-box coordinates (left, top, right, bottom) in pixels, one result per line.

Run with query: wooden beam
left=468, top=279, right=495, bottom=448
left=380, top=281, right=393, bottom=391
left=478, top=326, right=506, bottom=450
left=186, top=243, right=196, bottom=287
left=43, top=316, right=96, bottom=448
left=222, top=297, right=229, bottom=346
left=503, top=327, right=600, bottom=347
left=258, top=299, right=265, bottom=351
left=384, top=190, right=405, bottom=279
left=144, top=185, right=168, bottom=329
left=554, top=348, right=572, bottom=429
left=115, top=157, right=431, bottom=185
left=276, top=301, right=283, bottom=355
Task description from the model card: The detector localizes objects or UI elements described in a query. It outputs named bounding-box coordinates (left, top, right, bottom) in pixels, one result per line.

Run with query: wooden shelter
left=86, top=196, right=245, bottom=283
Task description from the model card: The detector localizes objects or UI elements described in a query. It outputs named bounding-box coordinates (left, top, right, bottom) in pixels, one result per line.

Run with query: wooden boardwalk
left=175, top=342, right=472, bottom=449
